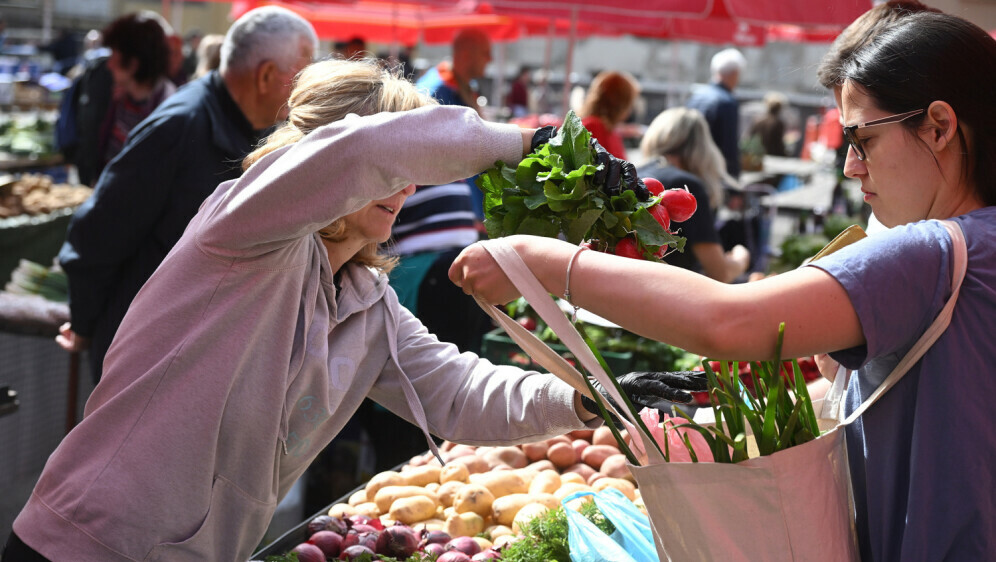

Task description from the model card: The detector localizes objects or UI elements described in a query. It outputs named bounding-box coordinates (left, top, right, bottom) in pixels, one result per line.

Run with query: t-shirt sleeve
left=806, top=220, right=953, bottom=369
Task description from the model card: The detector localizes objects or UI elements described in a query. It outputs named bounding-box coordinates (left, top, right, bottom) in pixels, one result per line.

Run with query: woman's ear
left=922, top=101, right=959, bottom=153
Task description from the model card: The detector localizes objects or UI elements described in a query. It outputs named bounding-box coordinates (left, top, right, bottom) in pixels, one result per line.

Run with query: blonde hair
left=244, top=58, right=436, bottom=273
left=640, top=107, right=733, bottom=209
left=579, top=71, right=640, bottom=129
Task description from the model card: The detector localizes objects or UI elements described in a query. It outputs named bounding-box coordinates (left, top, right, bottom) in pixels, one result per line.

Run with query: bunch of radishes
left=612, top=179, right=697, bottom=260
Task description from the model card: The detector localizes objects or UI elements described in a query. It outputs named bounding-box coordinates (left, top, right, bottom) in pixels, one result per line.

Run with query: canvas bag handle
left=841, top=219, right=967, bottom=424
left=472, top=239, right=666, bottom=464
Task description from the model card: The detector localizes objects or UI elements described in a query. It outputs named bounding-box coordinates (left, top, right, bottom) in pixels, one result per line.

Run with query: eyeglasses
left=842, top=109, right=925, bottom=161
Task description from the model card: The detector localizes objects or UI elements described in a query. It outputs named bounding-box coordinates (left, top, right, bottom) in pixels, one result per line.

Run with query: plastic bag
left=563, top=488, right=658, bottom=562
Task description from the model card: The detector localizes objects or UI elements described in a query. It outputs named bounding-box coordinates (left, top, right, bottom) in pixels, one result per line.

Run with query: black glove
left=529, top=125, right=558, bottom=154
left=589, top=138, right=650, bottom=201
left=580, top=371, right=708, bottom=419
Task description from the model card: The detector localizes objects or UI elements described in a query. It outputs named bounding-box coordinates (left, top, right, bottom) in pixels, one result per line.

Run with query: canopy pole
left=560, top=5, right=578, bottom=116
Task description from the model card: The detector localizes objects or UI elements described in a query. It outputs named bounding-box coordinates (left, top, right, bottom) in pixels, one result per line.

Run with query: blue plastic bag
left=562, top=488, right=658, bottom=562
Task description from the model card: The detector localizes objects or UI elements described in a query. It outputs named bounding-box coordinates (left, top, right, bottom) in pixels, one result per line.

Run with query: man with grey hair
left=54, top=6, right=317, bottom=383
left=687, top=47, right=747, bottom=178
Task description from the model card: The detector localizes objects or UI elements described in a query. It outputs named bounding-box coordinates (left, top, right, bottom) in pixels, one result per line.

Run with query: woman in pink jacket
left=4, top=59, right=694, bottom=562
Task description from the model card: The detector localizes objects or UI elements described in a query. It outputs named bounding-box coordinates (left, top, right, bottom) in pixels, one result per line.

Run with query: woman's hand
left=814, top=353, right=840, bottom=381
left=448, top=242, right=522, bottom=305
left=56, top=322, right=90, bottom=353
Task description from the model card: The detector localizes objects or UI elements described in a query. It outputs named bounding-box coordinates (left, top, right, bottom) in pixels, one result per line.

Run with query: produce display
left=4, top=259, right=67, bottom=301
left=264, top=427, right=644, bottom=561
left=0, top=113, right=57, bottom=159
left=476, top=110, right=688, bottom=261
left=0, top=173, right=91, bottom=218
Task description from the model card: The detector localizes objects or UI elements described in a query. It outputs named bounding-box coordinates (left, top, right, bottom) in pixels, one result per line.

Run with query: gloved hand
left=590, top=138, right=650, bottom=201
left=580, top=371, right=708, bottom=419
left=528, top=126, right=650, bottom=202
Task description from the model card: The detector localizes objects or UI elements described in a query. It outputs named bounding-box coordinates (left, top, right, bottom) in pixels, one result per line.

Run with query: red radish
left=649, top=203, right=671, bottom=231
left=642, top=177, right=665, bottom=196
left=660, top=187, right=697, bottom=222
left=517, top=317, right=537, bottom=331
left=290, top=543, right=325, bottom=562
left=614, top=237, right=643, bottom=260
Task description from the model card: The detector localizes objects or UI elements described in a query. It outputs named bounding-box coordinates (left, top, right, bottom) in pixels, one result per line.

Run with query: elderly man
left=416, top=28, right=492, bottom=113
left=55, top=6, right=317, bottom=382
left=686, top=47, right=747, bottom=178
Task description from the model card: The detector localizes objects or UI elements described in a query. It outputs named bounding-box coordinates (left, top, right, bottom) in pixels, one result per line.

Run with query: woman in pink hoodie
left=4, top=58, right=692, bottom=562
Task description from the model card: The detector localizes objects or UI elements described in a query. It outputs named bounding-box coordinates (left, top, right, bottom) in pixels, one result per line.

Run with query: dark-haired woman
left=452, top=12, right=996, bottom=560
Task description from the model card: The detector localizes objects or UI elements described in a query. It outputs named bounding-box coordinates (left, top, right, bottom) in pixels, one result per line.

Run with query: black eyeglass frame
left=842, top=109, right=926, bottom=161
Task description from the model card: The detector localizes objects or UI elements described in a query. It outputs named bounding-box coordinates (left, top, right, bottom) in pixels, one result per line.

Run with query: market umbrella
left=230, top=0, right=522, bottom=45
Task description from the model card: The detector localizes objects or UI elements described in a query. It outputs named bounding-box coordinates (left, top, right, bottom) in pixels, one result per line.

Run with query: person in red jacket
left=578, top=70, right=640, bottom=159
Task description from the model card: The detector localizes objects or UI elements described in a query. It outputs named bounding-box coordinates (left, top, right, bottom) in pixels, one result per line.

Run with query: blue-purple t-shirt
left=809, top=207, right=996, bottom=561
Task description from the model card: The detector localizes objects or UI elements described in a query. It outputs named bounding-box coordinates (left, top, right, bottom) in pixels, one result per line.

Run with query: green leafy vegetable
left=500, top=501, right=616, bottom=562
left=477, top=110, right=685, bottom=259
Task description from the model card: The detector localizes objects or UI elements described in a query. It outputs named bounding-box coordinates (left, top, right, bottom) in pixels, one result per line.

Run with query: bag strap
left=474, top=239, right=665, bottom=464
left=842, top=219, right=967, bottom=424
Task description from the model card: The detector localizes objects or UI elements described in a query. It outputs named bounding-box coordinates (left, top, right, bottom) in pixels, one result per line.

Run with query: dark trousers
left=1, top=533, right=50, bottom=562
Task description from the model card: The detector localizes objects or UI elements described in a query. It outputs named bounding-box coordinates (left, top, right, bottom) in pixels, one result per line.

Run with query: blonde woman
left=638, top=107, right=750, bottom=282
left=6, top=59, right=690, bottom=562
left=578, top=70, right=640, bottom=159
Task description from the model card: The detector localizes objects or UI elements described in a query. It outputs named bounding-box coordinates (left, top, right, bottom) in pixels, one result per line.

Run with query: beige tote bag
left=474, top=220, right=967, bottom=562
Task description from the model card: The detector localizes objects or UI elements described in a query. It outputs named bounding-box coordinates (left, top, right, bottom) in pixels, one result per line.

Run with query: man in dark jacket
left=55, top=6, right=317, bottom=382
left=686, top=48, right=747, bottom=179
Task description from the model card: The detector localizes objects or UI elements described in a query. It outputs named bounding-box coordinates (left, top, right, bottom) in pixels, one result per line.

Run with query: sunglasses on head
left=842, top=109, right=925, bottom=161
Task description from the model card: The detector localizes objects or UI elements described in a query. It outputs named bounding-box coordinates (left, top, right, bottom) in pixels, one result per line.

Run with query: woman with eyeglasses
left=450, top=11, right=996, bottom=560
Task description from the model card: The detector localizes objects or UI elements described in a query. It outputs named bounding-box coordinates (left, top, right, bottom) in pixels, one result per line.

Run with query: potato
left=559, top=471, right=585, bottom=485
left=520, top=441, right=549, bottom=462
left=525, top=459, right=556, bottom=472
left=425, top=482, right=440, bottom=493
left=452, top=484, right=495, bottom=517
left=554, top=482, right=593, bottom=502
left=491, top=493, right=558, bottom=526
left=374, top=485, right=438, bottom=513
left=327, top=503, right=356, bottom=518
left=445, top=444, right=478, bottom=459
left=437, top=480, right=464, bottom=508
left=512, top=502, right=553, bottom=534
left=486, top=524, right=514, bottom=540
left=444, top=511, right=485, bottom=537
left=571, top=439, right=590, bottom=460
left=581, top=444, right=620, bottom=470
left=528, top=469, right=562, bottom=495
left=473, top=537, right=493, bottom=551
left=483, top=446, right=528, bottom=469
left=390, top=495, right=438, bottom=525
left=591, top=426, right=617, bottom=447
left=403, top=465, right=442, bottom=487
left=348, top=489, right=368, bottom=506
left=353, top=501, right=381, bottom=518
left=365, top=471, right=405, bottom=499
left=493, top=535, right=518, bottom=549
left=440, top=463, right=470, bottom=484
left=469, top=471, right=528, bottom=497
left=413, top=518, right=447, bottom=533
left=546, top=442, right=578, bottom=469
left=587, top=472, right=606, bottom=486
left=450, top=454, right=490, bottom=474
left=545, top=435, right=571, bottom=447
left=568, top=429, right=595, bottom=441
left=563, top=462, right=597, bottom=482
left=564, top=493, right=595, bottom=512
left=592, top=477, right=637, bottom=501
left=599, top=453, right=634, bottom=482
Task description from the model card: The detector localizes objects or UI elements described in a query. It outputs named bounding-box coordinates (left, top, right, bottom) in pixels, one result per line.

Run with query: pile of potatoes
left=324, top=426, right=641, bottom=548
